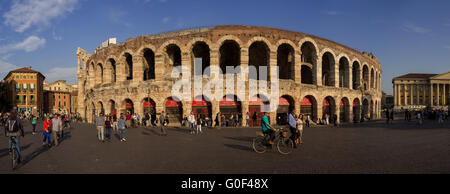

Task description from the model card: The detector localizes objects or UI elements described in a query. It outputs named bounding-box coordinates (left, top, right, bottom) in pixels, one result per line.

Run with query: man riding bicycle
left=4, top=111, right=25, bottom=163
left=261, top=112, right=276, bottom=144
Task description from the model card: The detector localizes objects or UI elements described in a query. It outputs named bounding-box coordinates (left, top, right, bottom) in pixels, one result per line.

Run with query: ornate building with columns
left=76, top=25, right=382, bottom=125
left=392, top=72, right=450, bottom=111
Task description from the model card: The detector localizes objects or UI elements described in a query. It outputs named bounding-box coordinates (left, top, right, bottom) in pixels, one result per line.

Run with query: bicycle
left=9, top=135, right=19, bottom=170
left=252, top=128, right=294, bottom=155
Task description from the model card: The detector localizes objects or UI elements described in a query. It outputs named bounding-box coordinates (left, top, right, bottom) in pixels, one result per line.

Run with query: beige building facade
left=76, top=25, right=383, bottom=125
left=392, top=72, right=450, bottom=111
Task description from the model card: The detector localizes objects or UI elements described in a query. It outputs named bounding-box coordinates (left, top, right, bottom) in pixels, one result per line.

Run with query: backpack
left=7, top=119, right=19, bottom=133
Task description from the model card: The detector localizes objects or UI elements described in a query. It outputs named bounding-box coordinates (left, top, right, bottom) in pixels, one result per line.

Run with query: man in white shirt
left=188, top=112, right=196, bottom=134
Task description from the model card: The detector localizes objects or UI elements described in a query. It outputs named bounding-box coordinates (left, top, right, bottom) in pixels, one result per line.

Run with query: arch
left=142, top=97, right=156, bottom=115
left=96, top=63, right=104, bottom=85
left=97, top=101, right=105, bottom=115
left=277, top=43, right=295, bottom=80
left=216, top=35, right=243, bottom=49
left=298, top=37, right=319, bottom=56
left=370, top=100, right=374, bottom=119
left=246, top=36, right=273, bottom=50
left=122, top=53, right=133, bottom=80
left=300, top=40, right=318, bottom=84
left=219, top=94, right=242, bottom=127
left=108, top=99, right=117, bottom=117
left=122, top=98, right=134, bottom=115
left=338, top=56, right=350, bottom=88
left=362, top=64, right=369, bottom=90
left=353, top=98, right=361, bottom=122
left=191, top=41, right=211, bottom=76
left=249, top=94, right=270, bottom=127
left=219, top=39, right=241, bottom=74
left=362, top=99, right=369, bottom=120
left=276, top=95, right=295, bottom=125
left=192, top=95, right=212, bottom=120
left=321, top=51, right=336, bottom=87
left=322, top=96, right=336, bottom=121
left=300, top=95, right=318, bottom=122
left=164, top=44, right=182, bottom=68
left=165, top=96, right=183, bottom=125
left=105, top=58, right=117, bottom=83
left=142, top=48, right=156, bottom=80
left=370, top=68, right=375, bottom=89
left=340, top=97, right=351, bottom=123
left=249, top=41, right=270, bottom=81
left=352, top=60, right=361, bottom=90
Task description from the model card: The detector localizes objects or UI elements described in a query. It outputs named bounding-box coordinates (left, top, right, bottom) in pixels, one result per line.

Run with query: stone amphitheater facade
left=76, top=25, right=382, bottom=125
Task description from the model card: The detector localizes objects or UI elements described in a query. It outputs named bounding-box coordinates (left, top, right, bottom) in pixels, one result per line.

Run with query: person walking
left=288, top=109, right=298, bottom=148
left=51, top=114, right=62, bottom=146
left=31, top=115, right=37, bottom=135
left=385, top=109, right=390, bottom=124
left=42, top=116, right=51, bottom=147
left=188, top=112, right=195, bottom=134
left=246, top=112, right=250, bottom=127
left=126, top=112, right=132, bottom=129
left=104, top=116, right=112, bottom=141
left=112, top=114, right=118, bottom=134
left=333, top=114, right=338, bottom=127
left=118, top=114, right=127, bottom=142
left=390, top=109, right=394, bottom=124
left=306, top=115, right=310, bottom=127
left=252, top=112, right=257, bottom=127
left=416, top=111, right=423, bottom=126
left=159, top=111, right=168, bottom=136
left=4, top=111, right=25, bottom=163
left=196, top=115, right=203, bottom=134
left=297, top=114, right=304, bottom=144
left=96, top=113, right=105, bottom=142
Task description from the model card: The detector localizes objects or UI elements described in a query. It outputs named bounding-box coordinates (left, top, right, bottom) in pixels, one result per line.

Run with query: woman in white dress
left=296, top=114, right=304, bottom=144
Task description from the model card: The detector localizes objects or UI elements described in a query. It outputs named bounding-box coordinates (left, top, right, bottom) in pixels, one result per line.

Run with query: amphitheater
left=76, top=25, right=382, bottom=126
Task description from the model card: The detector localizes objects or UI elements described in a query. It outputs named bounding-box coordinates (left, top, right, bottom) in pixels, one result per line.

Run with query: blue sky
left=0, top=0, right=449, bottom=94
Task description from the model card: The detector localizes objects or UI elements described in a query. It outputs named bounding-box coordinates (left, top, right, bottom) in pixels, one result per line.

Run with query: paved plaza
left=0, top=120, right=449, bottom=174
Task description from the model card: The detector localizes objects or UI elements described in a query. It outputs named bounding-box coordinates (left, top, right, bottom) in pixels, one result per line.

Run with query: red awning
left=249, top=96, right=269, bottom=106
left=278, top=97, right=290, bottom=106
left=340, top=100, right=345, bottom=106
left=353, top=100, right=360, bottom=107
left=143, top=100, right=155, bottom=108
left=166, top=99, right=180, bottom=108
left=220, top=97, right=239, bottom=107
left=323, top=98, right=330, bottom=106
left=192, top=97, right=210, bottom=107
left=300, top=97, right=312, bottom=106
left=126, top=102, right=133, bottom=109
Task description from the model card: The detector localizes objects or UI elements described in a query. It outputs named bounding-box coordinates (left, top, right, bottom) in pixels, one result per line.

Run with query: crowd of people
left=384, top=108, right=449, bottom=125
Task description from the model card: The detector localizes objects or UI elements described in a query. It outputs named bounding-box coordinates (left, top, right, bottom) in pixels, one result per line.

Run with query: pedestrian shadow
left=0, top=143, right=33, bottom=159
left=224, top=144, right=253, bottom=152
left=143, top=128, right=162, bottom=136
left=58, top=131, right=72, bottom=144
left=20, top=145, right=51, bottom=168
left=223, top=136, right=253, bottom=143
left=166, top=127, right=189, bottom=134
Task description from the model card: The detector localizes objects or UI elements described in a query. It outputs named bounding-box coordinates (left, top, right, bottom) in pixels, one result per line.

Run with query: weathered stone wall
left=76, top=25, right=383, bottom=125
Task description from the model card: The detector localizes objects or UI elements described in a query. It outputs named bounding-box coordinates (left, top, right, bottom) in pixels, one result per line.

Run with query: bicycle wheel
left=277, top=138, right=294, bottom=155
left=252, top=136, right=267, bottom=154
left=11, top=147, right=17, bottom=170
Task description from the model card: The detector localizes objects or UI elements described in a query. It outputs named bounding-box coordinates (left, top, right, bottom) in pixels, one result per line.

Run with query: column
left=430, top=83, right=433, bottom=106
left=394, top=84, right=397, bottom=106
left=444, top=84, right=447, bottom=105
left=403, top=84, right=407, bottom=106
left=410, top=84, right=414, bottom=105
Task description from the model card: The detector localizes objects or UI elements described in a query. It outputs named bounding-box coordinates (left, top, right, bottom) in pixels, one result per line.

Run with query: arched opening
left=370, top=68, right=374, bottom=89
left=276, top=95, right=295, bottom=125
left=352, top=61, right=361, bottom=90
left=143, top=98, right=156, bottom=115
left=124, top=99, right=134, bottom=115
left=339, top=57, right=350, bottom=88
left=300, top=95, right=317, bottom=122
left=192, top=96, right=212, bottom=121
left=107, top=59, right=116, bottom=83
left=165, top=97, right=182, bottom=125
left=97, top=101, right=104, bottom=115
left=124, top=53, right=133, bottom=80
left=97, top=63, right=103, bottom=84
left=166, top=44, right=182, bottom=68
left=370, top=100, right=374, bottom=119
left=249, top=41, right=270, bottom=81
left=143, top=49, right=155, bottom=80
left=301, top=42, right=317, bottom=84
left=322, top=96, right=336, bottom=120
left=362, top=99, right=369, bottom=120
left=322, top=52, right=335, bottom=86
left=219, top=95, right=242, bottom=127
left=362, top=65, right=369, bottom=90
left=109, top=100, right=117, bottom=117
left=192, top=42, right=210, bottom=76
left=353, top=98, right=361, bottom=122
left=219, top=40, right=240, bottom=74
left=249, top=94, right=270, bottom=127
left=301, top=66, right=313, bottom=84
left=277, top=44, right=295, bottom=80
left=91, top=102, right=96, bottom=122
left=340, top=97, right=350, bottom=123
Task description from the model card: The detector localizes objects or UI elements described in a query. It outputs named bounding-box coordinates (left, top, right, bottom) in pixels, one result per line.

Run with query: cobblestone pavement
left=0, top=119, right=449, bottom=174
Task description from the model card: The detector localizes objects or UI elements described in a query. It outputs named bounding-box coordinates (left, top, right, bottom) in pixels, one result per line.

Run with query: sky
left=0, top=0, right=449, bottom=95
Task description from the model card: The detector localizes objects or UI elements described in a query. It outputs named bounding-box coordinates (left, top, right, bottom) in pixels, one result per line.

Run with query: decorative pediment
left=430, top=72, right=450, bottom=80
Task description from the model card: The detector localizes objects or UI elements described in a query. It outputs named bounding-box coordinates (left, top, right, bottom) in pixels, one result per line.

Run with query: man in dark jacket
left=4, top=111, right=25, bottom=163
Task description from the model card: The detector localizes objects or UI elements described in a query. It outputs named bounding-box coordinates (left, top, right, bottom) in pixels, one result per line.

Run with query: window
left=23, top=76, right=26, bottom=79
left=15, top=84, right=20, bottom=93
left=30, top=76, right=34, bottom=79
left=16, top=95, right=20, bottom=104
left=64, top=102, right=66, bottom=106
left=16, top=75, right=19, bottom=79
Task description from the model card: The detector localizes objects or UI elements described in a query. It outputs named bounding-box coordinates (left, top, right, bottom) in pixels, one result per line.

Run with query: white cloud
left=322, top=10, right=339, bottom=16
left=3, top=0, right=79, bottom=32
left=0, top=60, right=19, bottom=79
left=0, top=36, right=46, bottom=54
left=44, top=67, right=77, bottom=84
left=402, top=22, right=431, bottom=34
